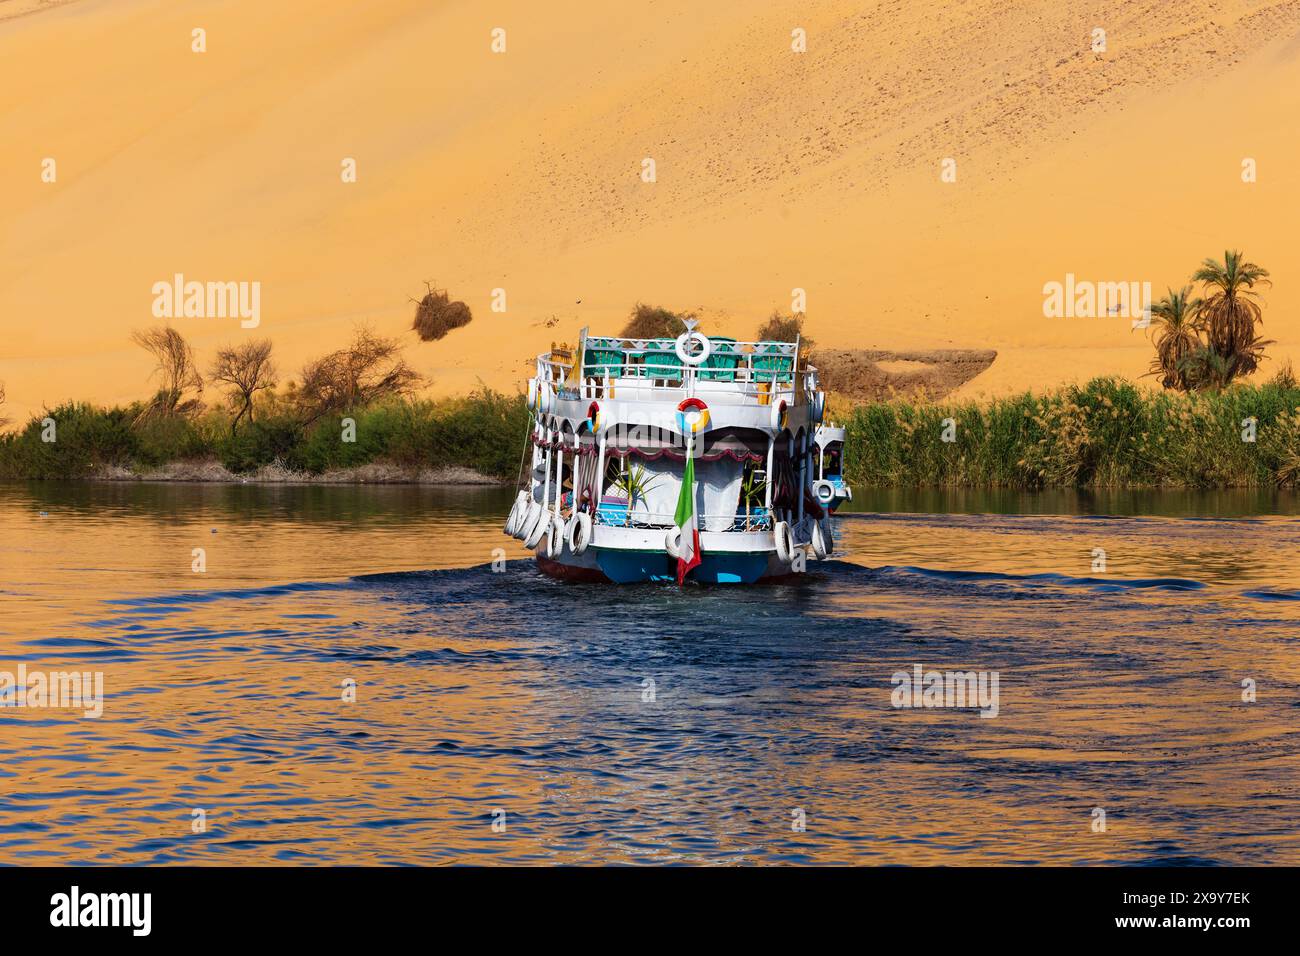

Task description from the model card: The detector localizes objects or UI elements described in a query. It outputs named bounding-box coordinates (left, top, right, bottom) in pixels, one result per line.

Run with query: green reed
left=844, top=377, right=1300, bottom=488
left=0, top=387, right=530, bottom=480
left=5, top=376, right=1298, bottom=487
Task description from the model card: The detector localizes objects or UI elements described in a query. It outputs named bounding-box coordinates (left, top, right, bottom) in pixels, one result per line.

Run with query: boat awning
left=534, top=425, right=767, bottom=462
left=604, top=425, right=768, bottom=463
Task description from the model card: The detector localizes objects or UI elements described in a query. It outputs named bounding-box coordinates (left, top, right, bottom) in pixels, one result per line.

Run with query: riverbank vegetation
left=3, top=374, right=1296, bottom=488
left=0, top=278, right=1295, bottom=487
left=844, top=372, right=1300, bottom=489
left=0, top=389, right=527, bottom=482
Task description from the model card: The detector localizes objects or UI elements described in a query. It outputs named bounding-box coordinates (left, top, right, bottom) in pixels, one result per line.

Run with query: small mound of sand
left=97, top=459, right=237, bottom=482
left=813, top=349, right=998, bottom=402
left=91, top=458, right=502, bottom=484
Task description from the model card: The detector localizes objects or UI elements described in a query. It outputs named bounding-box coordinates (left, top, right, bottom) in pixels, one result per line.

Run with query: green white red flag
left=673, top=440, right=701, bottom=584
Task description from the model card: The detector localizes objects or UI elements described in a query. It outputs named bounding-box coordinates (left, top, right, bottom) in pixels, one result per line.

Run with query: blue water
left=1, top=481, right=1299, bottom=864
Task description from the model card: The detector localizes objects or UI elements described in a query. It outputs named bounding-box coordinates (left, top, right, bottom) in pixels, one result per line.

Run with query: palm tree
left=1145, top=285, right=1202, bottom=390
left=1192, top=250, right=1272, bottom=381
left=610, top=461, right=659, bottom=525
left=1177, top=346, right=1231, bottom=392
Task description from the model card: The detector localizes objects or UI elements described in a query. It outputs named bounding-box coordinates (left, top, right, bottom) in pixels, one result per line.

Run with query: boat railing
left=536, top=341, right=817, bottom=407
left=593, top=508, right=774, bottom=532
left=537, top=355, right=574, bottom=384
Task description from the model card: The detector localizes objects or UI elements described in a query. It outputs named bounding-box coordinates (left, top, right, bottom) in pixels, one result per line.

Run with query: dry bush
left=620, top=303, right=696, bottom=339
left=298, top=326, right=425, bottom=422
left=210, top=339, right=277, bottom=434
left=1269, top=359, right=1296, bottom=391
left=756, top=310, right=811, bottom=350
left=412, top=283, right=473, bottom=342
left=132, top=326, right=204, bottom=419
left=0, top=381, right=9, bottom=428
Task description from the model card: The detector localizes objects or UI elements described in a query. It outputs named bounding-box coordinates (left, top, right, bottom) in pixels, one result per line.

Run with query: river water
left=1, top=481, right=1298, bottom=865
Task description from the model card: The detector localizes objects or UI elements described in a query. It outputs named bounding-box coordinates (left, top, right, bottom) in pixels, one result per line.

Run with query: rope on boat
left=513, top=408, right=535, bottom=493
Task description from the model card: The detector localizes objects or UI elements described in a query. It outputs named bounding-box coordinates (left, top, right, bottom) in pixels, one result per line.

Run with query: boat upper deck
left=535, top=333, right=817, bottom=407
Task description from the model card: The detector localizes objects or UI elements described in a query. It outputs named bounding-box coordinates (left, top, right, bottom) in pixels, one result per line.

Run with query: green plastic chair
left=641, top=344, right=683, bottom=383
left=698, top=337, right=739, bottom=382
left=752, top=343, right=794, bottom=380
left=583, top=347, right=625, bottom=378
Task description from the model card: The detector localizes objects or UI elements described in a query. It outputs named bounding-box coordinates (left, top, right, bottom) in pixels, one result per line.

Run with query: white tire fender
left=665, top=527, right=683, bottom=558
left=812, top=479, right=836, bottom=506
left=773, top=521, right=793, bottom=563
left=811, top=519, right=829, bottom=559
left=505, top=490, right=528, bottom=535
left=543, top=514, right=563, bottom=557
left=523, top=502, right=549, bottom=548
left=568, top=511, right=593, bottom=555
left=516, top=499, right=540, bottom=540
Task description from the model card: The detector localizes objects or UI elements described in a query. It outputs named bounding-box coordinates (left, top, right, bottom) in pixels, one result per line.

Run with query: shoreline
left=79, top=461, right=508, bottom=486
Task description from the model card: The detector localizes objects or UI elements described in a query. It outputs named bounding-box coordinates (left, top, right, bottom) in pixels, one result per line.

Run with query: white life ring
left=770, top=399, right=788, bottom=431
left=542, top=514, right=563, bottom=557
left=812, top=479, right=836, bottom=506
left=773, top=521, right=794, bottom=563
left=527, top=378, right=538, bottom=411
left=505, top=490, right=528, bottom=535
left=810, top=519, right=829, bottom=559
left=522, top=502, right=549, bottom=547
left=568, top=511, right=593, bottom=555
left=674, top=331, right=712, bottom=367
left=665, top=527, right=683, bottom=558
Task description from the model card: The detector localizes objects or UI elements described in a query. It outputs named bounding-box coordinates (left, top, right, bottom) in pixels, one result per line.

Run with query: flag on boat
left=673, top=447, right=701, bottom=584
left=673, top=398, right=710, bottom=584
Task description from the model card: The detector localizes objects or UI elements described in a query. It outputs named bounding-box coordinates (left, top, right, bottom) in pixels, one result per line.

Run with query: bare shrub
left=131, top=326, right=204, bottom=419
left=210, top=339, right=277, bottom=434
left=298, top=327, right=424, bottom=422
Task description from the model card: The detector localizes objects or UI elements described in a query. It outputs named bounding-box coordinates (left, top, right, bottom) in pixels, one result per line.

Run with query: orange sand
left=3, top=0, right=1299, bottom=422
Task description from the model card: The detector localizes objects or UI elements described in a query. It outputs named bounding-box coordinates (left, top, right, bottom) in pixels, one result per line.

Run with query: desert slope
left=2, top=0, right=1300, bottom=421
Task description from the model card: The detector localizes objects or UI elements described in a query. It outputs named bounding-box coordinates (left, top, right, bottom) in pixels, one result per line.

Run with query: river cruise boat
left=503, top=322, right=850, bottom=584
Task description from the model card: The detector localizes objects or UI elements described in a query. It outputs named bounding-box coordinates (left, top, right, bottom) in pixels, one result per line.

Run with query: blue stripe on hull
left=594, top=549, right=772, bottom=585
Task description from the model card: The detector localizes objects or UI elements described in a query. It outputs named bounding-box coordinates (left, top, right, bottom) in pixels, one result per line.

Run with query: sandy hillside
left=3, top=0, right=1300, bottom=422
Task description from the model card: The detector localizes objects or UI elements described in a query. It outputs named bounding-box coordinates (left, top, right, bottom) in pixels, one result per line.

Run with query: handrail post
left=764, top=435, right=774, bottom=511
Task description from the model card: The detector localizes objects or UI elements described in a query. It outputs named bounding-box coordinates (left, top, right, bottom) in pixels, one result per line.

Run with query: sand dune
left=3, top=0, right=1300, bottom=421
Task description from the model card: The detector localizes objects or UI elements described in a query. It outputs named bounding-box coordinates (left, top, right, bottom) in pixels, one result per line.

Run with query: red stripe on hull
left=535, top=554, right=612, bottom=583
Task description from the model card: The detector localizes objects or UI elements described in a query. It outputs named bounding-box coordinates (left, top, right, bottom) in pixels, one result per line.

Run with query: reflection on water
left=1, top=480, right=1298, bottom=865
